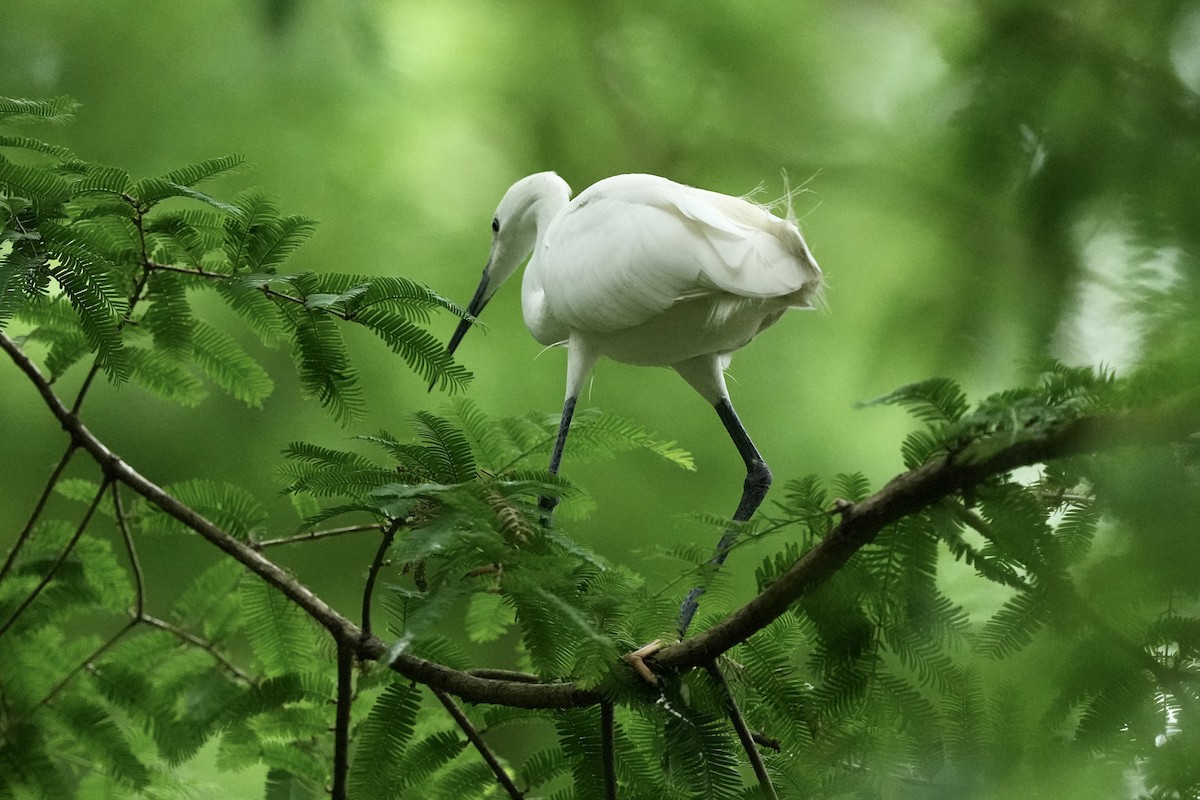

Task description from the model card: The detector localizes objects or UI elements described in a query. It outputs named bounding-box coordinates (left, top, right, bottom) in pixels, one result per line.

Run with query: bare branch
left=362, top=521, right=400, bottom=639
left=138, top=614, right=255, bottom=684
left=0, top=442, right=77, bottom=583
left=651, top=397, right=1200, bottom=674
left=253, top=523, right=383, bottom=550
left=332, top=641, right=354, bottom=800
left=432, top=688, right=524, bottom=800
left=600, top=702, right=617, bottom=800
left=708, top=662, right=777, bottom=799
left=111, top=483, right=145, bottom=618
left=0, top=476, right=111, bottom=638
left=465, top=668, right=543, bottom=684
left=24, top=618, right=139, bottom=719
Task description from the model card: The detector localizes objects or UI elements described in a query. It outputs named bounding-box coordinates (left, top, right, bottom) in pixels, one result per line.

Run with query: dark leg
left=538, top=395, right=577, bottom=525
left=678, top=397, right=772, bottom=635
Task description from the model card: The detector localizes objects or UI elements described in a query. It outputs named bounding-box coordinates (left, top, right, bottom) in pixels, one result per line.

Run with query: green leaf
left=861, top=376, right=969, bottom=425
left=0, top=152, right=75, bottom=210
left=190, top=321, right=274, bottom=406
left=139, top=271, right=194, bottom=354
left=278, top=442, right=394, bottom=498
left=354, top=305, right=473, bottom=393
left=0, top=95, right=79, bottom=124
left=0, top=134, right=77, bottom=161
left=465, top=592, right=516, bottom=643
left=156, top=153, right=246, bottom=188
left=285, top=303, right=364, bottom=423
left=40, top=223, right=128, bottom=380
left=347, top=681, right=422, bottom=798
left=411, top=411, right=477, bottom=483
left=240, top=582, right=321, bottom=676
left=127, top=344, right=208, bottom=406
left=73, top=164, right=132, bottom=196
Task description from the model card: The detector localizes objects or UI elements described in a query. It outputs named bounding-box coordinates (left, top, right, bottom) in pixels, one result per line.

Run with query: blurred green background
left=2, top=0, right=1198, bottom=790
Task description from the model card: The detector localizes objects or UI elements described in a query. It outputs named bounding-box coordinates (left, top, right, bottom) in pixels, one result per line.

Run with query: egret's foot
left=623, top=640, right=663, bottom=685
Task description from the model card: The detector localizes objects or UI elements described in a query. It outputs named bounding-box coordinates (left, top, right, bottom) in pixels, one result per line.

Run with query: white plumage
left=443, top=171, right=824, bottom=634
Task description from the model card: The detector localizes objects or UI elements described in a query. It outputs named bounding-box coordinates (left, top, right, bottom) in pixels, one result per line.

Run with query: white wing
left=537, top=174, right=821, bottom=334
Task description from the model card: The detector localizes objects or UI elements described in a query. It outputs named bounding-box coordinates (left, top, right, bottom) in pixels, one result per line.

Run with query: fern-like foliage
left=1, top=97, right=471, bottom=418
left=4, top=96, right=1197, bottom=800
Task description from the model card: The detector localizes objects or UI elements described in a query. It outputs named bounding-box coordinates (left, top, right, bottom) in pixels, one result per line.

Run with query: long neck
left=531, top=191, right=569, bottom=253
left=521, top=192, right=570, bottom=346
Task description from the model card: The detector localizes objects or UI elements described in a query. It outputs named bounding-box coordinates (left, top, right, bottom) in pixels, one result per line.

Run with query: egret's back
left=532, top=174, right=822, bottom=353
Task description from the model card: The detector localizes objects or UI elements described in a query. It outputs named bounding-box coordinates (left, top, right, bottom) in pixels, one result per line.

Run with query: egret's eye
left=491, top=217, right=500, bottom=233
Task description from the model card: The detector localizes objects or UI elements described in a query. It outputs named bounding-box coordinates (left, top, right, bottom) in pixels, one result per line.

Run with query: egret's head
left=442, top=172, right=571, bottom=365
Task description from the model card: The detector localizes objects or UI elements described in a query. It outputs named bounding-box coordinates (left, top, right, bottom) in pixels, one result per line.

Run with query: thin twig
left=145, top=262, right=229, bottom=280
left=752, top=730, right=782, bottom=752
left=0, top=442, right=78, bottom=583
left=253, top=523, right=383, bottom=550
left=0, top=476, right=112, bottom=638
left=138, top=614, right=255, bottom=684
left=111, top=483, right=145, bottom=617
left=600, top=701, right=618, bottom=800
left=23, top=617, right=139, bottom=719
left=332, top=640, right=354, bottom=800
left=707, top=662, right=777, bottom=799
left=361, top=521, right=401, bottom=639
left=144, top=262, right=352, bottom=319
left=432, top=688, right=523, bottom=799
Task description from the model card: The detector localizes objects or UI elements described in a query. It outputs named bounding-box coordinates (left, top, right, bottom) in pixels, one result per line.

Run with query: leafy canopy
left=2, top=96, right=1198, bottom=800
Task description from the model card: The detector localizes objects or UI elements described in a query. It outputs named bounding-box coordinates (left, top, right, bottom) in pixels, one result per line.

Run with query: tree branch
left=600, top=701, right=617, bottom=800
left=651, top=398, right=1200, bottom=673
left=0, top=441, right=77, bottom=583
left=332, top=640, right=353, bottom=800
left=361, top=521, right=400, bottom=639
left=0, top=476, right=111, bottom=638
left=432, top=687, right=524, bottom=799
left=138, top=614, right=255, bottom=684
left=0, top=330, right=597, bottom=709
left=112, top=483, right=145, bottom=618
left=252, top=523, right=383, bottom=550
left=707, top=662, right=776, bottom=799
left=5, top=328, right=1196, bottom=711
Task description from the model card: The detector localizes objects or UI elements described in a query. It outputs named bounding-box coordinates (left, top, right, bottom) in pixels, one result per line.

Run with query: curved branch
left=652, top=399, right=1199, bottom=672
left=432, top=688, right=524, bottom=799
left=5, top=330, right=1195, bottom=709
left=0, top=475, right=111, bottom=638
left=1, top=331, right=598, bottom=709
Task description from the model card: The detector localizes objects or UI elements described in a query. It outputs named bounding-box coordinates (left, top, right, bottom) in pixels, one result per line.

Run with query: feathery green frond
left=36, top=220, right=128, bottom=378
left=155, top=154, right=246, bottom=189
left=0, top=134, right=77, bottom=161
left=0, top=96, right=79, bottom=124
left=347, top=681, right=422, bottom=798
left=411, top=411, right=477, bottom=483
left=285, top=302, right=364, bottom=423
left=355, top=305, right=473, bottom=393
left=239, top=583, right=321, bottom=676
left=127, top=344, right=208, bottom=406
left=862, top=376, right=969, bottom=424
left=189, top=321, right=274, bottom=406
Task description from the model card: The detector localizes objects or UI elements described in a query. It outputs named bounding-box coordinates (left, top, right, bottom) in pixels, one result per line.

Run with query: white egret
left=442, top=172, right=823, bottom=635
